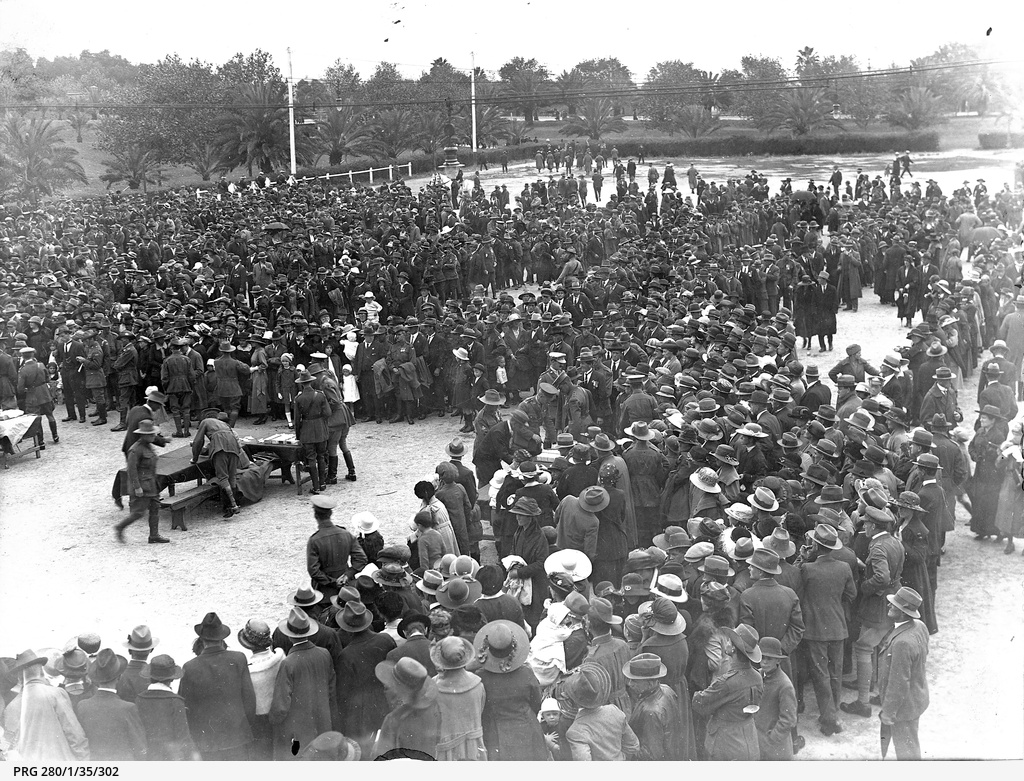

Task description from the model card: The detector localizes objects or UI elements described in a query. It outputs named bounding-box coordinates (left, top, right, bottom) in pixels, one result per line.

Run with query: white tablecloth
left=0, top=414, right=39, bottom=444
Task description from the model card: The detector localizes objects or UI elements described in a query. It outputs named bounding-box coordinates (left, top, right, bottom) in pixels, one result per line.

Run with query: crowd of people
left=1, top=148, right=1024, bottom=761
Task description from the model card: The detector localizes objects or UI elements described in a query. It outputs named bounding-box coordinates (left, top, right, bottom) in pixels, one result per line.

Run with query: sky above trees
left=0, top=0, right=1014, bottom=81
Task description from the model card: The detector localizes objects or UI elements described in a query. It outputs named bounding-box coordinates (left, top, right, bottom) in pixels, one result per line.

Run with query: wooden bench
left=159, top=483, right=220, bottom=530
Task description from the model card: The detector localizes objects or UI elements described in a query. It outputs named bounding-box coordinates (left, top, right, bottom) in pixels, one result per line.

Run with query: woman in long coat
left=996, top=411, right=1024, bottom=553
left=969, top=406, right=1009, bottom=539
left=248, top=337, right=269, bottom=424
left=475, top=620, right=547, bottom=761
left=431, top=637, right=488, bottom=761
left=686, top=585, right=737, bottom=757
left=838, top=243, right=863, bottom=310
left=895, top=257, right=921, bottom=327
left=794, top=277, right=814, bottom=348
left=414, top=480, right=458, bottom=556
left=638, top=597, right=697, bottom=759
left=508, top=497, right=551, bottom=631
left=894, top=493, right=938, bottom=634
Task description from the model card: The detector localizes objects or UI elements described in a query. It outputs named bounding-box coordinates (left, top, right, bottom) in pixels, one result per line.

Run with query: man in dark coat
left=797, top=523, right=857, bottom=735
left=800, top=365, right=832, bottom=413
left=334, top=601, right=397, bottom=754
left=134, top=654, right=197, bottom=760
left=306, top=495, right=367, bottom=604
left=810, top=271, right=839, bottom=353
left=385, top=613, right=436, bottom=675
left=268, top=608, right=336, bottom=760
left=179, top=613, right=257, bottom=760
left=877, top=587, right=930, bottom=760
left=212, top=341, right=251, bottom=428
left=75, top=649, right=147, bottom=761
left=841, top=508, right=904, bottom=719
left=473, top=410, right=521, bottom=487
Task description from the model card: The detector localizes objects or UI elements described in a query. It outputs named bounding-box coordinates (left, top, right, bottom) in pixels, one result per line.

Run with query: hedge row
left=290, top=130, right=941, bottom=184
left=978, top=132, right=1024, bottom=150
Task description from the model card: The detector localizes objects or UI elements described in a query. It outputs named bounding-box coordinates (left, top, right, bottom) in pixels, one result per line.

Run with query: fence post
left=389, top=165, right=394, bottom=180
left=369, top=167, right=373, bottom=184
left=348, top=170, right=353, bottom=184
left=407, top=162, right=413, bottom=177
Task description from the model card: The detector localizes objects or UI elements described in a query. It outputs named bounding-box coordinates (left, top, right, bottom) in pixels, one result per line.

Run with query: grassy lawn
left=47, top=114, right=1010, bottom=201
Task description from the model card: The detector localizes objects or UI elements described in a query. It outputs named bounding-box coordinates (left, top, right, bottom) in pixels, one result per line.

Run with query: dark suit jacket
left=473, top=420, right=513, bottom=468
left=798, top=553, right=857, bottom=641
left=384, top=634, right=436, bottom=676
left=178, top=647, right=256, bottom=754
left=75, top=689, right=147, bottom=760
left=121, top=403, right=169, bottom=454
left=135, top=688, right=197, bottom=760
left=800, top=382, right=832, bottom=415
left=738, top=579, right=805, bottom=655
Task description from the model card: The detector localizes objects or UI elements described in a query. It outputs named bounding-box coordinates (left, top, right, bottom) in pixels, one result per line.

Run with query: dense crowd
left=2, top=152, right=1024, bottom=762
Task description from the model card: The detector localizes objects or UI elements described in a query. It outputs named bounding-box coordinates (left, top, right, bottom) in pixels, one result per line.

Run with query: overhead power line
left=2, top=58, right=1016, bottom=113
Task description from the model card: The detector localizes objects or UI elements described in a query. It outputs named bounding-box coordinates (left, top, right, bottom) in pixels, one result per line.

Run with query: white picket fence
left=196, top=162, right=415, bottom=199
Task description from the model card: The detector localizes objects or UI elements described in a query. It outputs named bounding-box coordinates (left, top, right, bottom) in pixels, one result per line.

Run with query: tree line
left=0, top=44, right=1019, bottom=200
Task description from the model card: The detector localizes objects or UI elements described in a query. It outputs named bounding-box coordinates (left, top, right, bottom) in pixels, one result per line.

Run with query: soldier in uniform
left=213, top=341, right=251, bottom=428
left=161, top=338, right=196, bottom=438
left=83, top=330, right=110, bottom=425
left=16, top=345, right=59, bottom=443
left=110, top=332, right=140, bottom=431
left=115, top=419, right=169, bottom=544
left=294, top=369, right=331, bottom=495
left=311, top=359, right=357, bottom=485
left=190, top=407, right=243, bottom=519
left=306, top=495, right=368, bottom=604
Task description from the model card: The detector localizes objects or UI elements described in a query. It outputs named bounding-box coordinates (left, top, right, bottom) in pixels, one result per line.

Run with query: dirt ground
left=2, top=164, right=1023, bottom=760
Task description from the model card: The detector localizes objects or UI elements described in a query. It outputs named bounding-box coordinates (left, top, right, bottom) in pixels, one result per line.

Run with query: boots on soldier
left=343, top=451, right=357, bottom=481
left=327, top=456, right=339, bottom=485
left=173, top=413, right=186, bottom=438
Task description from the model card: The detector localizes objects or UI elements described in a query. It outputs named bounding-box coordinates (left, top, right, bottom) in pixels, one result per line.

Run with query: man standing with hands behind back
left=877, top=586, right=930, bottom=760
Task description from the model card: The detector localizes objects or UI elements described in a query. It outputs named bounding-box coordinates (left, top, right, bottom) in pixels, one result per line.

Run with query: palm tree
left=415, top=108, right=450, bottom=168
left=68, top=111, right=93, bottom=143
left=0, top=115, right=87, bottom=200
left=315, top=106, right=372, bottom=166
left=100, top=144, right=160, bottom=191
left=560, top=98, right=627, bottom=140
left=767, top=87, right=844, bottom=136
left=368, top=109, right=417, bottom=161
left=555, top=69, right=586, bottom=115
left=216, top=82, right=300, bottom=177
left=694, top=71, right=729, bottom=113
left=885, top=87, right=943, bottom=131
left=503, top=117, right=529, bottom=146
left=508, top=70, right=547, bottom=126
left=184, top=141, right=231, bottom=181
left=667, top=105, right=721, bottom=139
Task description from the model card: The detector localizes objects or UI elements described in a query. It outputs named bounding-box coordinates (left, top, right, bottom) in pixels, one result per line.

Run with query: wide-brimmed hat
left=810, top=523, right=843, bottom=550
left=622, top=652, right=668, bottom=680
left=894, top=491, right=925, bottom=512
left=375, top=657, right=438, bottom=705
left=735, top=422, right=769, bottom=438
left=653, top=527, right=691, bottom=551
left=288, top=585, right=324, bottom=608
left=886, top=586, right=923, bottom=619
left=724, top=624, right=763, bottom=663
left=397, top=613, right=432, bottom=639
left=698, top=554, right=734, bottom=577
left=144, top=388, right=168, bottom=404
left=237, top=618, right=273, bottom=651
left=587, top=596, right=624, bottom=625
left=444, top=438, right=468, bottom=459
left=140, top=653, right=183, bottom=681
left=565, top=665, right=613, bottom=709
left=651, top=574, right=688, bottom=603
left=764, top=527, right=797, bottom=558
left=474, top=620, right=530, bottom=674
left=133, top=419, right=160, bottom=436
left=436, top=576, right=483, bottom=609
left=647, top=595, right=687, bottom=635
left=416, top=569, right=445, bottom=596
left=579, top=485, right=611, bottom=512
left=977, top=404, right=1005, bottom=420
left=352, top=511, right=380, bottom=534
left=479, top=388, right=506, bottom=406
left=712, top=444, right=739, bottom=466
left=55, top=648, right=89, bottom=676
left=123, top=625, right=158, bottom=652
left=430, top=636, right=476, bottom=671
left=294, top=370, right=315, bottom=384
left=690, top=466, right=721, bottom=493
left=625, top=421, right=656, bottom=440
left=372, top=561, right=414, bottom=588
left=748, top=547, right=783, bottom=575
left=329, top=586, right=361, bottom=610
left=545, top=549, right=592, bottom=582
left=592, top=433, right=615, bottom=452
left=726, top=503, right=755, bottom=525
left=9, top=649, right=47, bottom=677
left=278, top=607, right=319, bottom=639
left=89, top=649, right=127, bottom=684
left=732, top=537, right=756, bottom=562
left=511, top=496, right=542, bottom=516
left=337, top=601, right=374, bottom=633
left=747, top=486, right=779, bottom=512
left=194, top=612, right=230, bottom=641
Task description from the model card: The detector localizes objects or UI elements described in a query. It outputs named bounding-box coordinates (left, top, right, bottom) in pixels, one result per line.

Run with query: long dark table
left=241, top=439, right=308, bottom=495
left=113, top=445, right=213, bottom=499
